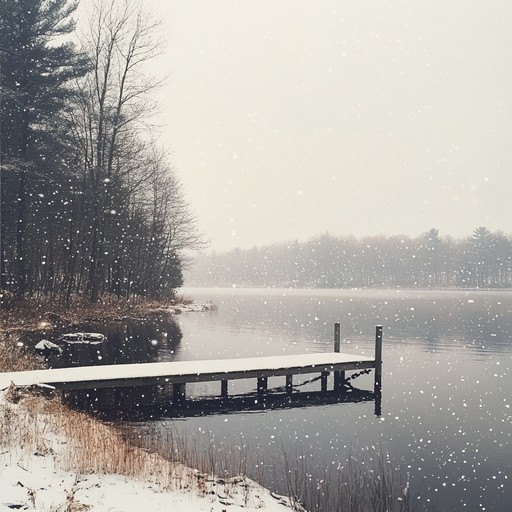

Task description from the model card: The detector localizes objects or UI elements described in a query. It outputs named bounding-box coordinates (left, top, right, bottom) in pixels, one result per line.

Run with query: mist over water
left=163, top=288, right=512, bottom=511
left=30, top=287, right=511, bottom=510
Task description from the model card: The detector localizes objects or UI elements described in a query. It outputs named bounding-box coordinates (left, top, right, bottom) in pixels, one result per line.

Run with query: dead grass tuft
left=0, top=293, right=179, bottom=333
left=0, top=392, right=193, bottom=492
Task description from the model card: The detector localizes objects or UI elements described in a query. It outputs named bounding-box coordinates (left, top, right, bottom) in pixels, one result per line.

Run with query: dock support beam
left=333, top=322, right=345, bottom=392
left=285, top=374, right=293, bottom=395
left=257, top=377, right=268, bottom=398
left=374, top=325, right=383, bottom=391
left=221, top=380, right=228, bottom=399
left=321, top=372, right=329, bottom=394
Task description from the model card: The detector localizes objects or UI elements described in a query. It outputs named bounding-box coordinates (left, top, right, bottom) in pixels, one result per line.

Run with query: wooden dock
left=0, top=325, right=383, bottom=407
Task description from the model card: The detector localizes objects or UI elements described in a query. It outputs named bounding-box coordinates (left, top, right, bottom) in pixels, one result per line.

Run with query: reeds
left=0, top=392, right=187, bottom=490
left=275, top=445, right=417, bottom=512
left=1, top=301, right=420, bottom=511
left=117, top=423, right=422, bottom=512
left=0, top=386, right=424, bottom=511
left=0, top=390, right=299, bottom=510
left=0, top=293, right=179, bottom=332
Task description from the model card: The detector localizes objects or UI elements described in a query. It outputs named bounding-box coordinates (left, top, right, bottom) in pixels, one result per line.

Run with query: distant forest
left=186, top=228, right=512, bottom=289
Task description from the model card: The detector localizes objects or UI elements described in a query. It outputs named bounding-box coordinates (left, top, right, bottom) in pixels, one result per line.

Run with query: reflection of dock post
left=173, top=382, right=186, bottom=408
left=374, top=325, right=383, bottom=391
left=333, top=322, right=345, bottom=392
left=374, top=389, right=382, bottom=417
left=114, top=388, right=124, bottom=410
left=373, top=325, right=383, bottom=416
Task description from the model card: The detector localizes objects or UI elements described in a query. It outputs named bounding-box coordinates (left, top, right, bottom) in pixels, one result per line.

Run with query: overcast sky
left=139, top=0, right=511, bottom=251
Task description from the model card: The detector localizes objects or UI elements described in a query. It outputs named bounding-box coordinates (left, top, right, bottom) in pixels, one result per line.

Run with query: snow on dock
left=0, top=352, right=375, bottom=392
left=1, top=325, right=383, bottom=410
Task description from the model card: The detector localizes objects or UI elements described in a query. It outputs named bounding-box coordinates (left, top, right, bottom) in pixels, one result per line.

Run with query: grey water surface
left=36, top=287, right=511, bottom=511
left=165, top=288, right=512, bottom=512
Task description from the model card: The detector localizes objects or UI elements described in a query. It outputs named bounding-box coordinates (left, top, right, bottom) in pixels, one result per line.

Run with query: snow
left=0, top=389, right=299, bottom=512
left=150, top=303, right=217, bottom=314
left=0, top=461, right=295, bottom=512
left=0, top=353, right=375, bottom=390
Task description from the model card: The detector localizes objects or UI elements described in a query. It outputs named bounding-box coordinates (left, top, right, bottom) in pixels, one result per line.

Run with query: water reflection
left=18, top=288, right=512, bottom=511
left=173, top=387, right=381, bottom=419
left=23, top=315, right=183, bottom=368
left=179, top=287, right=512, bottom=357
left=68, top=386, right=380, bottom=421
left=171, top=288, right=512, bottom=512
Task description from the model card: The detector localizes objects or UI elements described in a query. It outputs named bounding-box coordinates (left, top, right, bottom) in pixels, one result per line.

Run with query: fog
left=148, top=0, right=512, bottom=250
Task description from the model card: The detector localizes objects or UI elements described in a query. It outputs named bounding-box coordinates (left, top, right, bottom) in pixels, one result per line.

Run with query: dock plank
left=0, top=353, right=375, bottom=391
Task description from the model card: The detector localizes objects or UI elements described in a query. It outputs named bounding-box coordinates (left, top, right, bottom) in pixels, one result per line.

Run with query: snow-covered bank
left=0, top=462, right=294, bottom=512
left=149, top=302, right=217, bottom=315
left=0, top=389, right=300, bottom=512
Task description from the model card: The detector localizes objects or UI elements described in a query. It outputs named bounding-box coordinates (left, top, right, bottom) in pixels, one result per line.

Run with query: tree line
left=186, top=228, right=512, bottom=289
left=1, top=0, right=202, bottom=302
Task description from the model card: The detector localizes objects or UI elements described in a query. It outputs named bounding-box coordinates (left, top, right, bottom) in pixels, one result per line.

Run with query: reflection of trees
left=187, top=228, right=512, bottom=289
left=50, top=317, right=183, bottom=368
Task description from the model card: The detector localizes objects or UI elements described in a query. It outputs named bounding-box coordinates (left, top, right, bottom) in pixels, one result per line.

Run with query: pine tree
left=469, top=226, right=494, bottom=288
left=0, top=0, right=86, bottom=295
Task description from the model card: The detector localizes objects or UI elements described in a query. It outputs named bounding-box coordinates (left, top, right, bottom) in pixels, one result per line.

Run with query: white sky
left=93, top=0, right=512, bottom=251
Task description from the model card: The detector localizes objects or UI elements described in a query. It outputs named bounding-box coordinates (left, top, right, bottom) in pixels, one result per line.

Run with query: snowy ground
left=0, top=462, right=295, bottom=512
left=150, top=303, right=217, bottom=315
left=0, top=389, right=299, bottom=512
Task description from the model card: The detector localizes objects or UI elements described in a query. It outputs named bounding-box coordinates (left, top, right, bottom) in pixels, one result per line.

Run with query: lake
left=39, top=287, right=512, bottom=511
left=169, top=288, right=512, bottom=512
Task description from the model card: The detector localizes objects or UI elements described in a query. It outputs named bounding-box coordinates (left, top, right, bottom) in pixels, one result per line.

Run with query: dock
left=0, top=325, right=383, bottom=413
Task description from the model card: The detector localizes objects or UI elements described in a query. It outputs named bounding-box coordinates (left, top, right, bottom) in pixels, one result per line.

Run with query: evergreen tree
left=469, top=226, right=494, bottom=287
left=0, top=0, right=86, bottom=295
left=423, top=228, right=441, bottom=286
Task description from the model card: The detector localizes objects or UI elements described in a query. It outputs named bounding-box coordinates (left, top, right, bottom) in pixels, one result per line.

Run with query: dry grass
left=0, top=389, right=239, bottom=497
left=0, top=297, right=418, bottom=512
left=0, top=389, right=302, bottom=511
left=0, top=293, right=227, bottom=495
left=121, top=426, right=420, bottom=512
left=0, top=292, right=180, bottom=372
left=0, top=335, right=42, bottom=373
left=0, top=293, right=180, bottom=334
left=0, top=369, right=420, bottom=511
left=277, top=446, right=418, bottom=512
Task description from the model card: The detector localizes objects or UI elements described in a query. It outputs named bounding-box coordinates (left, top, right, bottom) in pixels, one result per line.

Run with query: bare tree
left=69, top=0, right=164, bottom=300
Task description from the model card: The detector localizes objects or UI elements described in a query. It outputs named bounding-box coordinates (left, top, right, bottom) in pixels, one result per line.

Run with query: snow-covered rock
left=149, top=303, right=217, bottom=315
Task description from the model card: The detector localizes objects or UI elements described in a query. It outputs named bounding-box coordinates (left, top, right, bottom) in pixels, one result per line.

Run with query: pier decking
left=0, top=325, right=383, bottom=413
left=0, top=352, right=376, bottom=391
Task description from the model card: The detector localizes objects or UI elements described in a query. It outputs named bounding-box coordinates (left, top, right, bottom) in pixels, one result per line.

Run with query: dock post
left=374, top=325, right=383, bottom=390
left=221, top=379, right=229, bottom=400
left=285, top=374, right=293, bottom=395
left=334, top=322, right=340, bottom=352
left=333, top=323, right=345, bottom=392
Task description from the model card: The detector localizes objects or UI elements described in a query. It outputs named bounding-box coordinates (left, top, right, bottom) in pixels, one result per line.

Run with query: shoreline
left=0, top=387, right=300, bottom=511
left=0, top=296, right=299, bottom=512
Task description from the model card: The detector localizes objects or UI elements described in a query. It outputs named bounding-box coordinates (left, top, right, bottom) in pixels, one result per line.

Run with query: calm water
left=168, top=288, right=511, bottom=512
left=32, top=287, right=512, bottom=511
